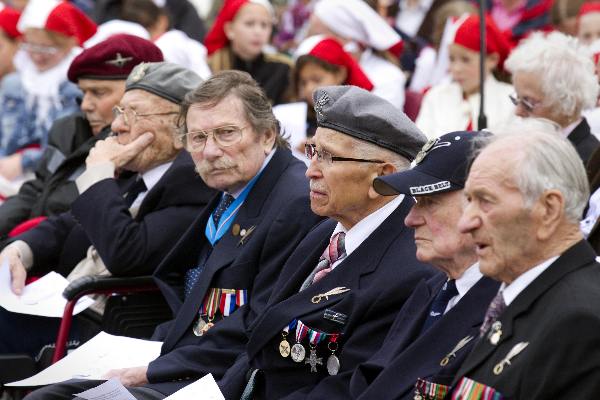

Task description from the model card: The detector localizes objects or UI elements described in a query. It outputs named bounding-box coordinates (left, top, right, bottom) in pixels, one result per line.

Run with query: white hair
left=505, top=31, right=599, bottom=118
left=482, top=126, right=589, bottom=223
left=353, top=139, right=411, bottom=171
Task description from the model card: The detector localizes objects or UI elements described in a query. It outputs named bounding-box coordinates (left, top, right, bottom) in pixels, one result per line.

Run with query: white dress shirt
left=329, top=195, right=404, bottom=270
left=501, top=256, right=559, bottom=306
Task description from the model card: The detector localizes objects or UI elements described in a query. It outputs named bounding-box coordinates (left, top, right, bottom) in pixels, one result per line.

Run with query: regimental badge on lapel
left=493, top=342, right=529, bottom=375
left=237, top=225, right=256, bottom=246
left=440, top=335, right=474, bottom=366
left=311, top=287, right=350, bottom=304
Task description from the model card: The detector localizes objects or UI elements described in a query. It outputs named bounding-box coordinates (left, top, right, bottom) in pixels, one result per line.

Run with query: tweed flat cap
left=125, top=62, right=202, bottom=104
left=68, top=34, right=163, bottom=82
left=313, top=86, right=426, bottom=160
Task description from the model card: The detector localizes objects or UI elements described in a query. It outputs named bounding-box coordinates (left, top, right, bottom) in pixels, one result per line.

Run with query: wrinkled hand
left=86, top=133, right=154, bottom=168
left=103, top=365, right=149, bottom=387
left=0, top=153, right=23, bottom=181
left=0, top=246, right=27, bottom=295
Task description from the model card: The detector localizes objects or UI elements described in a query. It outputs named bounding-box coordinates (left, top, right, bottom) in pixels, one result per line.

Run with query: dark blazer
left=219, top=198, right=436, bottom=400
left=451, top=240, right=600, bottom=399
left=568, top=118, right=599, bottom=164
left=143, top=149, right=321, bottom=396
left=586, top=147, right=600, bottom=251
left=0, top=115, right=105, bottom=241
left=348, top=273, right=499, bottom=400
left=15, top=151, right=215, bottom=277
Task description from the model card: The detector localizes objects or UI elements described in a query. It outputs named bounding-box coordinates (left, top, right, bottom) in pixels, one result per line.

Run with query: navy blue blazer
left=348, top=273, right=499, bottom=400
left=451, top=240, right=600, bottom=399
left=218, top=198, right=436, bottom=400
left=568, top=118, right=599, bottom=164
left=16, top=151, right=215, bottom=277
left=144, top=148, right=321, bottom=396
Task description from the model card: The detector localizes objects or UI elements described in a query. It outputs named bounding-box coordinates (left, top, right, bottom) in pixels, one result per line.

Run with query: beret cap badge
left=414, top=138, right=438, bottom=165
left=105, top=52, right=134, bottom=68
left=314, top=93, right=330, bottom=120
left=130, top=63, right=149, bottom=82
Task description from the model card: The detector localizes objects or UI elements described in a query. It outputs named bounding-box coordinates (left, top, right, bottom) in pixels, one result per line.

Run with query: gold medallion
left=279, top=339, right=291, bottom=358
left=232, top=224, right=241, bottom=236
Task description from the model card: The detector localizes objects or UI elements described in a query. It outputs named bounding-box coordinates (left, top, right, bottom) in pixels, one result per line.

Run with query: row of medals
left=279, top=333, right=340, bottom=376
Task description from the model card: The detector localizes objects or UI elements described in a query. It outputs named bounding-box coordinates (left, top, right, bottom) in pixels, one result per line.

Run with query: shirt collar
left=331, top=194, right=405, bottom=262
left=141, top=161, right=173, bottom=192
left=229, top=149, right=276, bottom=199
left=445, top=262, right=482, bottom=312
left=501, top=256, right=559, bottom=306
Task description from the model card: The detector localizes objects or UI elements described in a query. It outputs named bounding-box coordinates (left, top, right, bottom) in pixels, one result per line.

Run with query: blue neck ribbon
left=204, top=171, right=263, bottom=246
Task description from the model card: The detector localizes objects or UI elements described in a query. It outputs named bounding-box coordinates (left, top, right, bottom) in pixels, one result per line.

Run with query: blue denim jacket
left=0, top=72, right=82, bottom=171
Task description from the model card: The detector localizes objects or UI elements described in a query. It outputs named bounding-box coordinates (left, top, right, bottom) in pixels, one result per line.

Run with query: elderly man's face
left=306, top=127, right=382, bottom=229
left=512, top=71, right=568, bottom=126
left=404, top=191, right=475, bottom=276
left=111, top=89, right=181, bottom=172
left=458, top=143, right=539, bottom=284
left=185, top=94, right=275, bottom=193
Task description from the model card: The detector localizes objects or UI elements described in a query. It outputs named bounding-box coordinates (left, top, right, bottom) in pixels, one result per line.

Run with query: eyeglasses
left=508, top=93, right=542, bottom=113
left=180, top=125, right=246, bottom=151
left=112, top=105, right=178, bottom=126
left=20, top=42, right=61, bottom=55
left=304, top=143, right=384, bottom=165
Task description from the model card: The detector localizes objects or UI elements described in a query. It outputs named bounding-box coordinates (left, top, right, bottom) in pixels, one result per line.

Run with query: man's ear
left=368, top=162, right=397, bottom=199
left=535, top=189, right=566, bottom=241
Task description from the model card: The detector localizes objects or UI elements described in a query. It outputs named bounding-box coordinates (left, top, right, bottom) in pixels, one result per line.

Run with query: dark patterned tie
left=479, top=290, right=506, bottom=336
left=183, top=193, right=236, bottom=296
left=420, top=279, right=458, bottom=333
left=123, top=176, right=147, bottom=206
left=300, top=232, right=347, bottom=290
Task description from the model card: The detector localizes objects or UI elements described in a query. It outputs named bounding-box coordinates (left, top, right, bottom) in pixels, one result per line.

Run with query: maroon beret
left=67, top=34, right=164, bottom=83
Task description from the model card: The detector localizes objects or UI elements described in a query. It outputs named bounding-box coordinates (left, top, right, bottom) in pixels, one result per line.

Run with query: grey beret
left=125, top=62, right=202, bottom=104
left=313, top=86, right=426, bottom=161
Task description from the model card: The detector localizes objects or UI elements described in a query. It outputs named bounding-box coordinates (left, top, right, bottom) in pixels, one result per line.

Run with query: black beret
left=67, top=34, right=164, bottom=82
left=313, top=85, right=426, bottom=161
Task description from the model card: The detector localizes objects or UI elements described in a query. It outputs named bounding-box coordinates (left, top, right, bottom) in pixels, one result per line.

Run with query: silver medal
left=192, top=317, right=207, bottom=336
left=291, top=343, right=306, bottom=362
left=326, top=354, right=340, bottom=375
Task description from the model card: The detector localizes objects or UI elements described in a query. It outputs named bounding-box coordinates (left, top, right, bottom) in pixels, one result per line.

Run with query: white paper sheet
left=6, top=332, right=163, bottom=387
left=164, top=374, right=225, bottom=400
left=75, top=379, right=137, bottom=400
left=273, top=102, right=309, bottom=163
left=0, top=259, right=94, bottom=317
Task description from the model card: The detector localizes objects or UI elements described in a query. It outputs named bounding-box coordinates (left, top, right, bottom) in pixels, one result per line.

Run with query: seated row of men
left=0, top=32, right=598, bottom=400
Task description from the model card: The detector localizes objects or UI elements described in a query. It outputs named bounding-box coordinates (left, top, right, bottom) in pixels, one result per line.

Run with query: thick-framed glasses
left=180, top=125, right=246, bottom=151
left=305, top=143, right=384, bottom=165
left=112, top=105, right=178, bottom=126
left=20, top=42, right=61, bottom=55
left=508, top=93, right=542, bottom=113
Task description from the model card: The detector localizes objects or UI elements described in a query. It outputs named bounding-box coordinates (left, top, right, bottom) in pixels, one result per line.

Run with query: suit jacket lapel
left=246, top=200, right=411, bottom=359
left=458, top=240, right=597, bottom=376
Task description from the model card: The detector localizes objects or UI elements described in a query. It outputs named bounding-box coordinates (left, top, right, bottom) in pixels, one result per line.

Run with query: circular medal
left=192, top=318, right=207, bottom=336
left=326, top=354, right=340, bottom=376
left=232, top=224, right=241, bottom=236
left=279, top=339, right=291, bottom=358
left=440, top=356, right=450, bottom=366
left=291, top=343, right=306, bottom=362
left=201, top=321, right=214, bottom=336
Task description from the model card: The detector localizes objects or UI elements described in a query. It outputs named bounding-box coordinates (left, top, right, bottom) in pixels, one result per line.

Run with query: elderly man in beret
left=216, top=85, right=435, bottom=399
left=0, top=33, right=164, bottom=241
left=0, top=62, right=214, bottom=364
left=341, top=131, right=500, bottom=400
left=450, top=127, right=600, bottom=398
